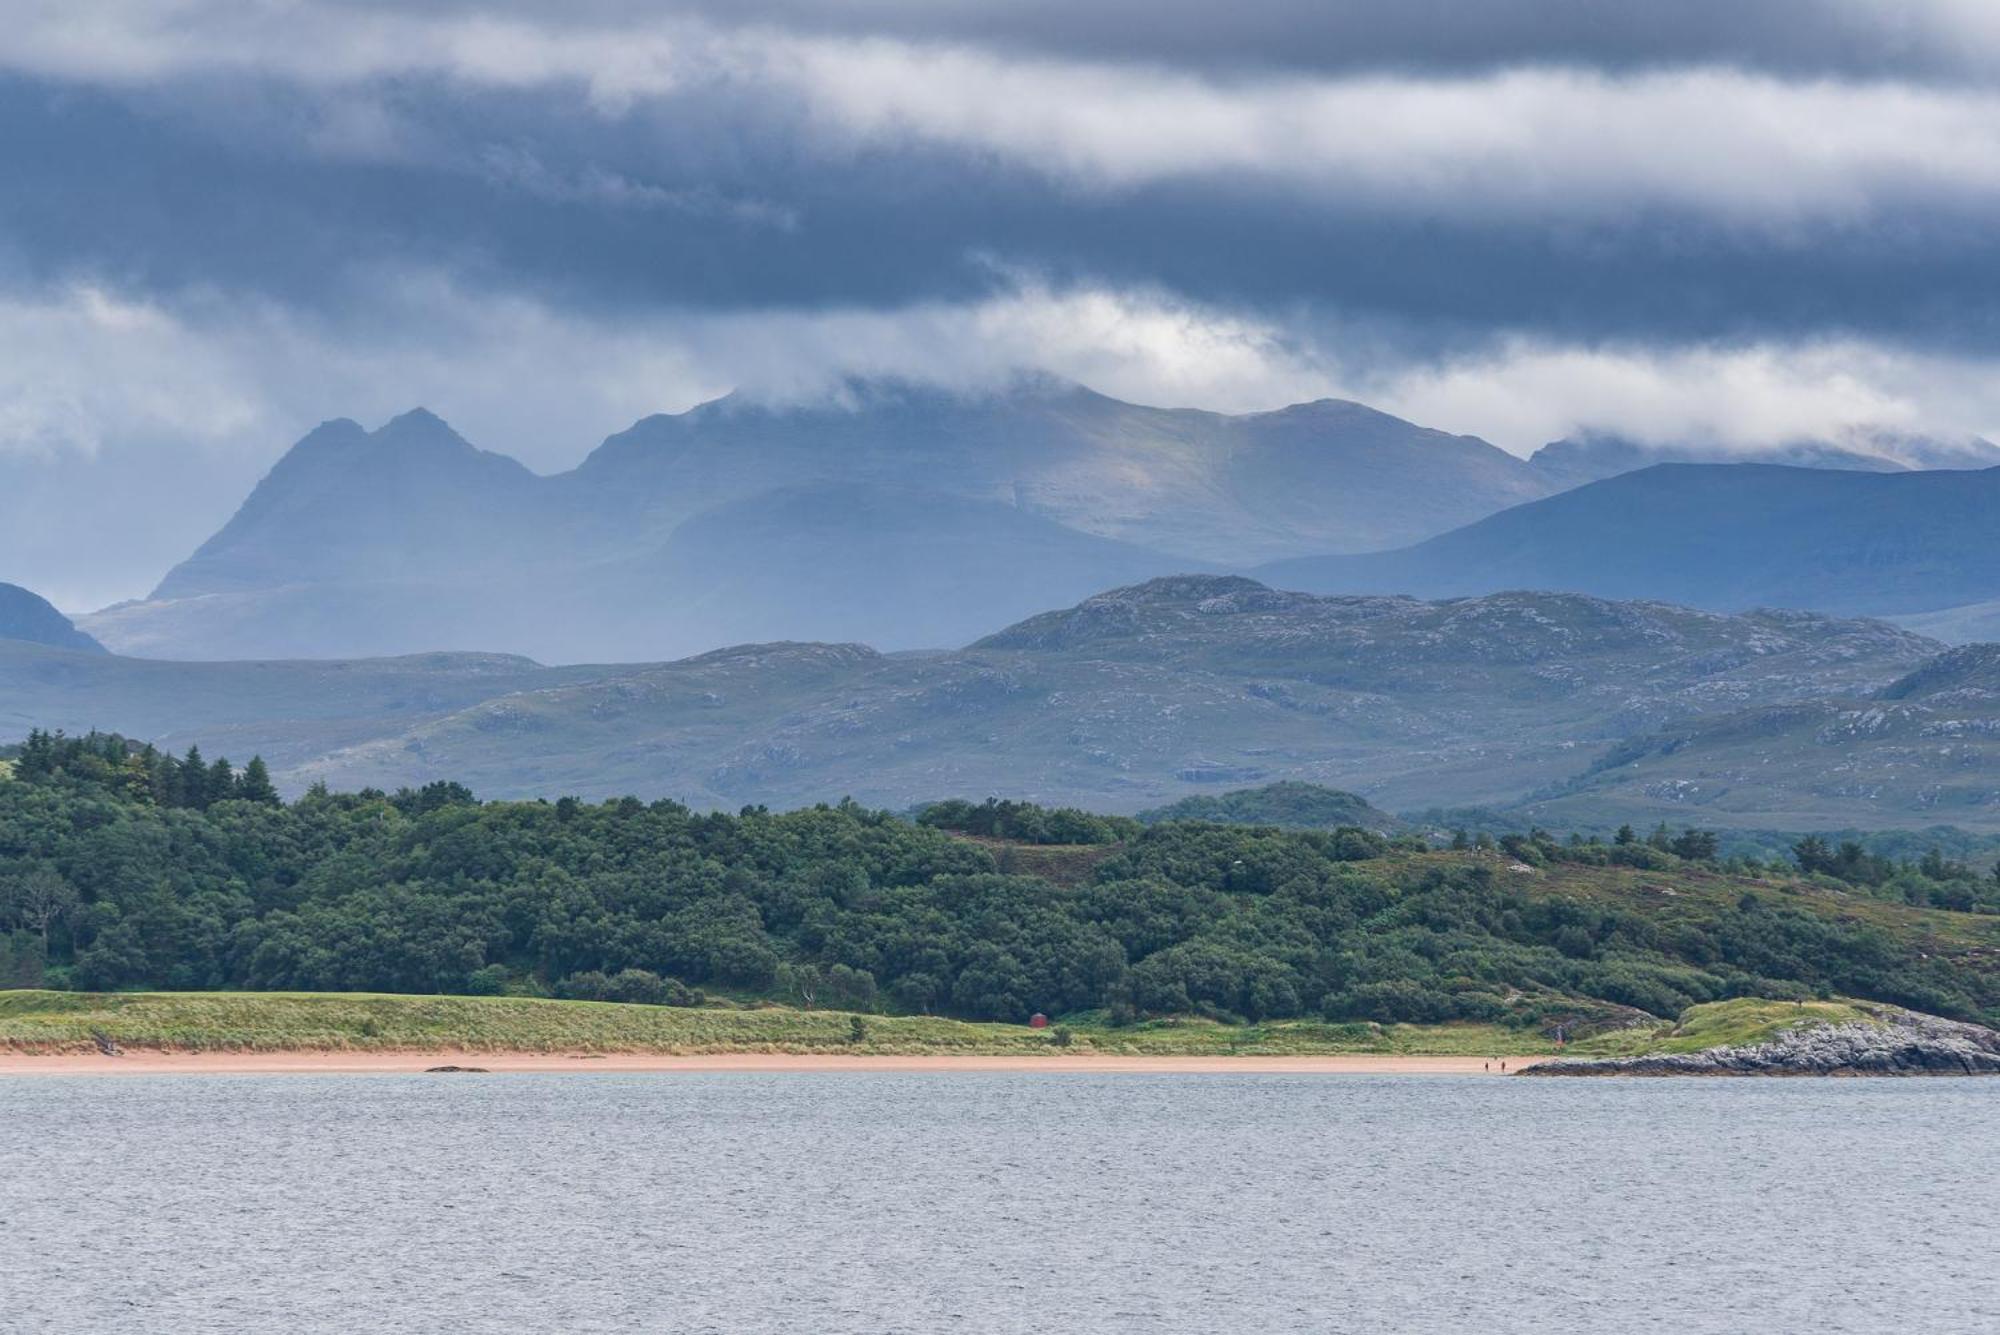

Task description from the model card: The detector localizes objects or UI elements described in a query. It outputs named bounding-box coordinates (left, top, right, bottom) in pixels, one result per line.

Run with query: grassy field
left=0, top=989, right=1562, bottom=1057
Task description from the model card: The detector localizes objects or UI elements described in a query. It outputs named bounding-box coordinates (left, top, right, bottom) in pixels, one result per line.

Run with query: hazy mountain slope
left=1261, top=463, right=2000, bottom=618
left=1523, top=644, right=2000, bottom=830
left=88, top=487, right=1200, bottom=663
left=0, top=640, right=614, bottom=771
left=152, top=410, right=551, bottom=599
left=618, top=484, right=1208, bottom=655
left=0, top=583, right=105, bottom=653
left=87, top=380, right=1558, bottom=662
left=284, top=577, right=1937, bottom=817
left=569, top=378, right=1553, bottom=564
left=1888, top=600, right=2000, bottom=646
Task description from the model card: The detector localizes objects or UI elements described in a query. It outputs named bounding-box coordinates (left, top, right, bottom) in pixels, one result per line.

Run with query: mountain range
left=15, top=574, right=1982, bottom=829
left=79, top=380, right=1555, bottom=662
left=69, top=378, right=2000, bottom=664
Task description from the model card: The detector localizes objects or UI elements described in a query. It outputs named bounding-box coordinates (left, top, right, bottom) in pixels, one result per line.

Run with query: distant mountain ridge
left=19, top=576, right=1958, bottom=827
left=0, top=583, right=105, bottom=653
left=83, top=379, right=1558, bottom=662
left=1262, top=462, right=2000, bottom=619
left=70, top=378, right=2000, bottom=665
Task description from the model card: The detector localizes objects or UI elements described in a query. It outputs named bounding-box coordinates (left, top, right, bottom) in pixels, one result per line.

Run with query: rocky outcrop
left=1524, top=1006, right=2000, bottom=1077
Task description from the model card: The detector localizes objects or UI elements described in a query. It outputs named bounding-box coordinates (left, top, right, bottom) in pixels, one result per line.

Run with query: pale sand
left=0, top=1051, right=1545, bottom=1076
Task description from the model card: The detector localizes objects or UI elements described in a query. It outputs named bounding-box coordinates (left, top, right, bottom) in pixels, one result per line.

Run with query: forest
left=3, top=731, right=1997, bottom=1029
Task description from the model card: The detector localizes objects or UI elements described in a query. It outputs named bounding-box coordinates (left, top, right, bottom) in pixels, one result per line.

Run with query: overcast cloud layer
left=9, top=1, right=2000, bottom=607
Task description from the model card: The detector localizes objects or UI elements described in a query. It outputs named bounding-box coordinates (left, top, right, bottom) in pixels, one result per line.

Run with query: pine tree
left=238, top=757, right=280, bottom=806
left=179, top=746, right=206, bottom=809
left=16, top=729, right=56, bottom=780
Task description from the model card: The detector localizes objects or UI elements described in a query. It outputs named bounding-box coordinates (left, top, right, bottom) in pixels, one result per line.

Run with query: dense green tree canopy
left=2, top=730, right=1994, bottom=1027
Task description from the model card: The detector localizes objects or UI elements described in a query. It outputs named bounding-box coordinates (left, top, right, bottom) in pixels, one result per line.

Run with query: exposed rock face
left=1524, top=1006, right=2000, bottom=1077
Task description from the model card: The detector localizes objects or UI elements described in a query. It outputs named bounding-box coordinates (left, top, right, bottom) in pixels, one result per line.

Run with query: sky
left=12, top=0, right=2000, bottom=607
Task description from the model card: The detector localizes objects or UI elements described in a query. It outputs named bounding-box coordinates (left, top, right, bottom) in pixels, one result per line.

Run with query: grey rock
left=1523, top=1005, right=2000, bottom=1077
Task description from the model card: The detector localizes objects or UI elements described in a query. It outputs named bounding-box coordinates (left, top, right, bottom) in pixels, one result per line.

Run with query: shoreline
left=0, top=1050, right=1545, bottom=1076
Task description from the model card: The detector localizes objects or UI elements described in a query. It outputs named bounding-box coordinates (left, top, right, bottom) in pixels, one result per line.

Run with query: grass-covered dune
left=1562, top=997, right=1879, bottom=1057
left=0, top=990, right=1560, bottom=1057
left=2, top=990, right=1942, bottom=1062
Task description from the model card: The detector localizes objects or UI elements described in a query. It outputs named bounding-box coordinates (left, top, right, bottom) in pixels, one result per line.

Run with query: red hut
left=1028, top=1013, right=1050, bottom=1029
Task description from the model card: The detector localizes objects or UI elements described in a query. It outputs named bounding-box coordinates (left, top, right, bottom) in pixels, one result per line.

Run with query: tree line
left=2, top=730, right=1993, bottom=1028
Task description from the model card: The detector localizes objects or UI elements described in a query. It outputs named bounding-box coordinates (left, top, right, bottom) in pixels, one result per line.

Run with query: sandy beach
left=0, top=1050, right=1543, bottom=1076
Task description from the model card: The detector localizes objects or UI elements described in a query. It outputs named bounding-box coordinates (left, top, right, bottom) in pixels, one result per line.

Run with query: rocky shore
left=1524, top=1005, right=2000, bottom=1077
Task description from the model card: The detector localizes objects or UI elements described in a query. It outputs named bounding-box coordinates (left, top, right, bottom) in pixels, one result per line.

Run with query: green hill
left=1139, top=782, right=1403, bottom=833
left=4, top=737, right=1996, bottom=1041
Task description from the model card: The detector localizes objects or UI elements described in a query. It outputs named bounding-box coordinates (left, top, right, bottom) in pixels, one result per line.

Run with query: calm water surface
left=2, top=1074, right=1995, bottom=1333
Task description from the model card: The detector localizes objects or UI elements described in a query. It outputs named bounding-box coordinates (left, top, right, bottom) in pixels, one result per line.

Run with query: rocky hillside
left=19, top=576, right=1975, bottom=825
left=1524, top=643, right=2000, bottom=829
left=280, top=577, right=1939, bottom=815
left=1527, top=1001, right=2000, bottom=1076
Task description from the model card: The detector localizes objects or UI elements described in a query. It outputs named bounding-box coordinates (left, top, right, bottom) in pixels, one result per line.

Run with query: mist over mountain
left=1262, top=462, right=2000, bottom=621
left=79, top=379, right=1554, bottom=662
left=0, top=582, right=105, bottom=653
left=22, top=575, right=1957, bottom=826
left=1526, top=430, right=2000, bottom=490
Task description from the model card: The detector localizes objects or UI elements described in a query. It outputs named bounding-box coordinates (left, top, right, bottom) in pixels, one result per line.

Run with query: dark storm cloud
left=11, top=0, right=2000, bottom=609
left=8, top=67, right=2000, bottom=360
left=326, top=0, right=2000, bottom=82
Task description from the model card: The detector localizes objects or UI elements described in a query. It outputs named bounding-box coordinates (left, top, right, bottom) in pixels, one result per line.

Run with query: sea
left=2, top=1074, right=1994, bottom=1333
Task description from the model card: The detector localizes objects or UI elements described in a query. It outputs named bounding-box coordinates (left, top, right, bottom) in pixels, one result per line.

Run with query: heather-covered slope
left=1523, top=643, right=2000, bottom=829
left=21, top=577, right=1967, bottom=825
left=287, top=577, right=1938, bottom=815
